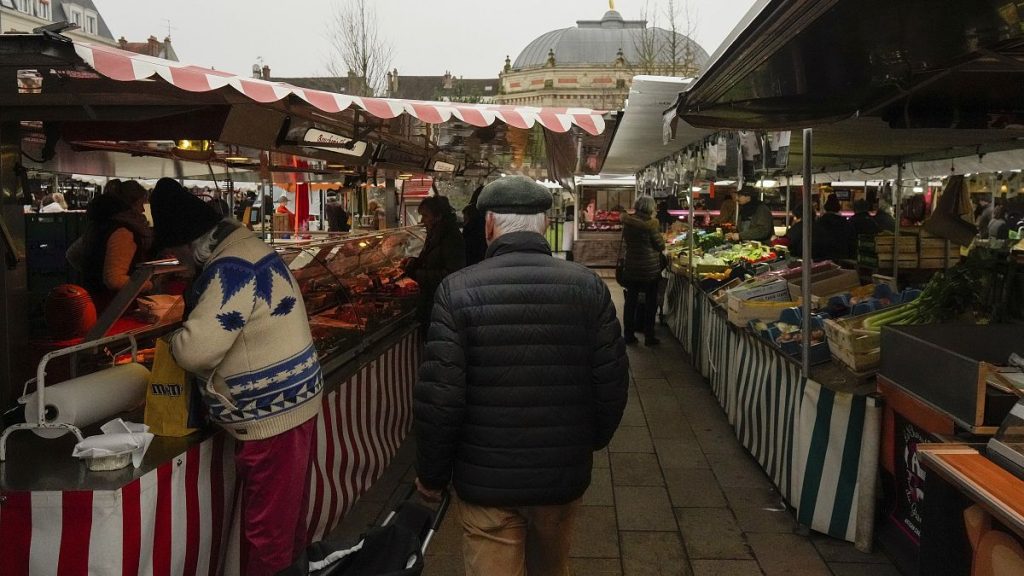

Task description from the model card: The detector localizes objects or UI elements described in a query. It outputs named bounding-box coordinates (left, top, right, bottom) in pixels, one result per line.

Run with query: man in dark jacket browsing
left=413, top=176, right=629, bottom=576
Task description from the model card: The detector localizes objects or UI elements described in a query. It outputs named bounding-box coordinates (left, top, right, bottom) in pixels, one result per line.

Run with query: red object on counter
left=44, top=284, right=97, bottom=340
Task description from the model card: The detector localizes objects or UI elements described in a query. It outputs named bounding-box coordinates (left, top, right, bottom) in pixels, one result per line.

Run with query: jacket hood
left=86, top=194, right=131, bottom=221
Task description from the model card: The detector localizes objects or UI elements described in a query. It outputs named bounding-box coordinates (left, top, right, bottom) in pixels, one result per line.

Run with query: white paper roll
left=24, top=363, right=151, bottom=439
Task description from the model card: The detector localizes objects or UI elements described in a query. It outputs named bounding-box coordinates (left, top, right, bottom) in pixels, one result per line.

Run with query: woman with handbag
left=619, top=195, right=665, bottom=346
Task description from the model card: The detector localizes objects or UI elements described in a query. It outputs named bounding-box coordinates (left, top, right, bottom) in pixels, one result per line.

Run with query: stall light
left=714, top=179, right=736, bottom=186
left=397, top=173, right=413, bottom=180
left=690, top=186, right=702, bottom=192
left=755, top=179, right=778, bottom=188
left=912, top=186, right=925, bottom=193
left=224, top=156, right=252, bottom=163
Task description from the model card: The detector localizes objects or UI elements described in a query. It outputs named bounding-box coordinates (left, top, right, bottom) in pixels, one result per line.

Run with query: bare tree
left=664, top=0, right=700, bottom=77
left=632, top=0, right=700, bottom=77
left=632, top=1, right=663, bottom=76
left=325, top=0, right=394, bottom=97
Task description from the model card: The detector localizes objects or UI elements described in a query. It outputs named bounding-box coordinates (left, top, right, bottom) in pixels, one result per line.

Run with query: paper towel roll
left=24, top=363, right=151, bottom=439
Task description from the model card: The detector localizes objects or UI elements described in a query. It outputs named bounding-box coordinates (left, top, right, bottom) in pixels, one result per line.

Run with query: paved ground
left=328, top=282, right=900, bottom=575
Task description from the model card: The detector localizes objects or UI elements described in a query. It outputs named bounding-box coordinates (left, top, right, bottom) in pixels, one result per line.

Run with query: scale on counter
left=987, top=396, right=1024, bottom=481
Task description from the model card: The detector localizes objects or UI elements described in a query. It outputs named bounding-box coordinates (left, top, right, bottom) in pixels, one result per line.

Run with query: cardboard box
left=727, top=296, right=799, bottom=326
left=727, top=277, right=790, bottom=302
left=787, top=268, right=861, bottom=308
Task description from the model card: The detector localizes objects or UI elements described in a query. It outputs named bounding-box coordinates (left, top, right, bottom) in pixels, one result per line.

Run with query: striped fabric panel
left=0, top=438, right=240, bottom=576
left=305, top=330, right=419, bottom=543
left=731, top=335, right=804, bottom=503
left=796, top=382, right=875, bottom=542
left=670, top=288, right=878, bottom=545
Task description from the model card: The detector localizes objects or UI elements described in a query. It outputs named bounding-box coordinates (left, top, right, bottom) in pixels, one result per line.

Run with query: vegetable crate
left=822, top=304, right=912, bottom=373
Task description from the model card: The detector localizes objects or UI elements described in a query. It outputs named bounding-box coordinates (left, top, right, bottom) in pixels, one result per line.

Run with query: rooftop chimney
left=262, top=65, right=271, bottom=80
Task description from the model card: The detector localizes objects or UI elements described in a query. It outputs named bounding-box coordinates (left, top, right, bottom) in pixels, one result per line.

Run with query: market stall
left=662, top=267, right=880, bottom=544
left=666, top=0, right=1024, bottom=571
left=0, top=33, right=611, bottom=575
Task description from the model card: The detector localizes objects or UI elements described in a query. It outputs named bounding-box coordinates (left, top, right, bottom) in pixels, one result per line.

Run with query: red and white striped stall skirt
left=0, top=329, right=420, bottom=576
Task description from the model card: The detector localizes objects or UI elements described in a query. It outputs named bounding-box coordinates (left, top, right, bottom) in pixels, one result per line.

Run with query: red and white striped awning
left=72, top=41, right=606, bottom=136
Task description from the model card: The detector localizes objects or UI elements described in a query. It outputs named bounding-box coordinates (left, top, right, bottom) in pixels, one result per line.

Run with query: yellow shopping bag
left=144, top=338, right=202, bottom=437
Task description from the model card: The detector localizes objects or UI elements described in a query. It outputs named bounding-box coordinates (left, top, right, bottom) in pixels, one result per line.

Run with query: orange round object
left=44, top=284, right=97, bottom=340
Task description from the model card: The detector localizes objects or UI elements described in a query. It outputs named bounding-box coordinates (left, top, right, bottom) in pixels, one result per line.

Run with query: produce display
left=861, top=264, right=978, bottom=332
left=750, top=308, right=831, bottom=364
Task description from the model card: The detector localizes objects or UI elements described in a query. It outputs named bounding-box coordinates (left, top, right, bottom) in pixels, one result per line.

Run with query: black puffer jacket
left=414, top=231, right=629, bottom=506
left=620, top=213, right=665, bottom=285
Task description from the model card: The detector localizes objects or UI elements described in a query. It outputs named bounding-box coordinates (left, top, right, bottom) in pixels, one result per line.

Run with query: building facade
left=496, top=8, right=709, bottom=110
left=0, top=0, right=115, bottom=45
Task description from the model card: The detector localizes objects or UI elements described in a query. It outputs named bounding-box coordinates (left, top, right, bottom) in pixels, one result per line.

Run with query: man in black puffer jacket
left=414, top=176, right=629, bottom=576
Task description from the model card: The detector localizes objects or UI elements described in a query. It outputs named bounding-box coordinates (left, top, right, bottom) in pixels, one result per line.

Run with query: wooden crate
left=830, top=344, right=881, bottom=372
left=859, top=254, right=918, bottom=269
left=822, top=305, right=910, bottom=372
left=918, top=257, right=958, bottom=269
left=865, top=234, right=918, bottom=254
left=919, top=246, right=960, bottom=259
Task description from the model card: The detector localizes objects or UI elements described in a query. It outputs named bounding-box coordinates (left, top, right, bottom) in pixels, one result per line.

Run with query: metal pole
left=688, top=179, right=695, bottom=276
left=260, top=179, right=269, bottom=243
left=801, top=129, right=814, bottom=375
left=893, top=164, right=903, bottom=286
left=785, top=177, right=791, bottom=227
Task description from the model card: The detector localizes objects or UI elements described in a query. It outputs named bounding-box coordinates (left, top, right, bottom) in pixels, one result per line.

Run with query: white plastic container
left=86, top=451, right=132, bottom=471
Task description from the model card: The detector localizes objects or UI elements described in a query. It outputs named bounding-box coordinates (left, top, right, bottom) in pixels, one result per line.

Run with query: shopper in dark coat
left=812, top=194, right=856, bottom=261
left=849, top=199, right=882, bottom=261
left=620, top=195, right=665, bottom=346
left=461, top=203, right=487, bottom=266
left=781, top=203, right=804, bottom=257
left=324, top=192, right=350, bottom=232
left=405, top=196, right=465, bottom=332
left=414, top=175, right=628, bottom=576
left=728, top=187, right=774, bottom=243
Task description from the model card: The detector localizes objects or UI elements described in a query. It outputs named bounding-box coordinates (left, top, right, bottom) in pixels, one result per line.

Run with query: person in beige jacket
left=149, top=178, right=323, bottom=576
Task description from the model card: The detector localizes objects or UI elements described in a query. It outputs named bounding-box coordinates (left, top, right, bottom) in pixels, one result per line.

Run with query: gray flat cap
left=477, top=176, right=552, bottom=214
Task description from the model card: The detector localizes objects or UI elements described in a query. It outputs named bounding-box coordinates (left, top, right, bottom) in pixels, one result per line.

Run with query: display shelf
left=278, top=226, right=425, bottom=370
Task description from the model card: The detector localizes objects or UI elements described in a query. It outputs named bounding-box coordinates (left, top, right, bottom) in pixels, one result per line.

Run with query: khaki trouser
left=457, top=495, right=581, bottom=576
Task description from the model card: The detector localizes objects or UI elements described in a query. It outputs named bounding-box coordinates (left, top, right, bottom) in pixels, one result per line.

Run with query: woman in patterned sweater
left=149, top=178, right=323, bottom=576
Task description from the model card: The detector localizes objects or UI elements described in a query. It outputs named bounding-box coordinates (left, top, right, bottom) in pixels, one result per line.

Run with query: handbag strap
left=616, top=231, right=626, bottom=262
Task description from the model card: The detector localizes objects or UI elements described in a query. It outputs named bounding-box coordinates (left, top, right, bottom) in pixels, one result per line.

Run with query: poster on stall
left=888, top=413, right=937, bottom=544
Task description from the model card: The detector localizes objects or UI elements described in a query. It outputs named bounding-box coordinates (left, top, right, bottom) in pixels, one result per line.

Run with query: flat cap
left=477, top=176, right=552, bottom=214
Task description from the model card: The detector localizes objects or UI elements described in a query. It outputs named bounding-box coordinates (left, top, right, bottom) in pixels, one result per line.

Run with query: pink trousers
left=235, top=416, right=317, bottom=576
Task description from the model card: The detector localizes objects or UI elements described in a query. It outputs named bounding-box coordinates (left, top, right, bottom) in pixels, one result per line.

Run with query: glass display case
left=276, top=226, right=425, bottom=370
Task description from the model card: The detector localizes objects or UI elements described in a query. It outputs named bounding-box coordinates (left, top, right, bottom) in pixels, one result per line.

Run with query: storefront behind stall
left=0, top=33, right=608, bottom=575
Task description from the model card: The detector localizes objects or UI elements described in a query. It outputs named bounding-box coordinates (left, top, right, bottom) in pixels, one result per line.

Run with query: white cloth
left=40, top=203, right=65, bottom=213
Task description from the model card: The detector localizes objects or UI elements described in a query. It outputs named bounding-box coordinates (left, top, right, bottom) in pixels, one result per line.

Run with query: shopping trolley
left=280, top=485, right=451, bottom=576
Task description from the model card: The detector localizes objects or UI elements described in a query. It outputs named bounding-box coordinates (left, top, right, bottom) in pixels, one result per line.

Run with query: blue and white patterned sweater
left=170, top=226, right=323, bottom=440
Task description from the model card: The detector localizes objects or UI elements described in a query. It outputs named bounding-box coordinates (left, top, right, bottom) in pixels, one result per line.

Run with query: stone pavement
left=328, top=282, right=900, bottom=575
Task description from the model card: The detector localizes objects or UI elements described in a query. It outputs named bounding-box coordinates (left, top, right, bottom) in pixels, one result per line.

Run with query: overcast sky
left=92, top=1, right=758, bottom=79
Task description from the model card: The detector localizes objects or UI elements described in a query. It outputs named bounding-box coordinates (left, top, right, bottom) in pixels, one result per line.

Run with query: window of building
left=16, top=0, right=28, bottom=12
left=616, top=79, right=626, bottom=89
left=38, top=0, right=49, bottom=19
left=544, top=79, right=553, bottom=89
left=68, top=6, right=82, bottom=26
left=85, top=12, right=97, bottom=35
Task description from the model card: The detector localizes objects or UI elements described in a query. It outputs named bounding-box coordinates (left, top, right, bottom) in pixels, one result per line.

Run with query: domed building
left=496, top=7, right=709, bottom=110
